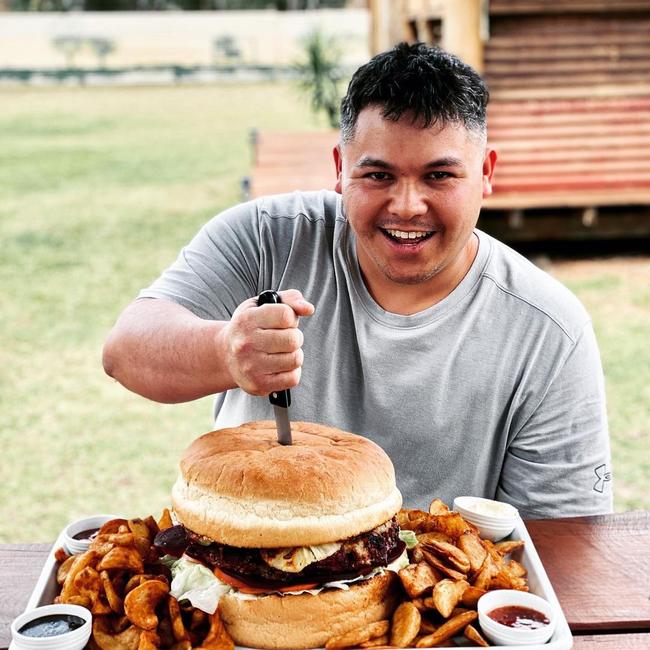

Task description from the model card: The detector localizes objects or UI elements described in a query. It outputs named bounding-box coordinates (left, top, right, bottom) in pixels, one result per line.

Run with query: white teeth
left=386, top=229, right=432, bottom=240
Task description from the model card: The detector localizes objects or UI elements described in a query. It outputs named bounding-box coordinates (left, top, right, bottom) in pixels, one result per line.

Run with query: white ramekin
left=62, top=514, right=121, bottom=555
left=11, top=604, right=92, bottom=650
left=477, top=589, right=557, bottom=646
left=453, top=496, right=519, bottom=541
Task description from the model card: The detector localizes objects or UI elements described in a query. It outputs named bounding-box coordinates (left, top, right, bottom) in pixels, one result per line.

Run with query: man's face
left=334, top=106, right=496, bottom=307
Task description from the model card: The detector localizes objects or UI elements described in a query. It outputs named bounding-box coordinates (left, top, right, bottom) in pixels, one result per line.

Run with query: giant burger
left=154, top=420, right=407, bottom=649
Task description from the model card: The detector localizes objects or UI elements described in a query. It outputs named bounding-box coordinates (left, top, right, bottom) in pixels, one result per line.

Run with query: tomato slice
left=213, top=567, right=319, bottom=595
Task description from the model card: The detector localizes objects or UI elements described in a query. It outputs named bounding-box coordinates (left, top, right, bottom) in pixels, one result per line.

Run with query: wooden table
left=1, top=512, right=648, bottom=648
left=525, top=512, right=650, bottom=648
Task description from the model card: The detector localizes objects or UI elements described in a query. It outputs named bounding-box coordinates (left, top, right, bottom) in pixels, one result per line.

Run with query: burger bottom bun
left=219, top=571, right=400, bottom=650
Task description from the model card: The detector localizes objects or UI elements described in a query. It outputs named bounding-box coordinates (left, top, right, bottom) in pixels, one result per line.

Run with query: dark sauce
left=71, top=527, right=99, bottom=542
left=19, top=614, right=86, bottom=638
left=488, top=605, right=550, bottom=629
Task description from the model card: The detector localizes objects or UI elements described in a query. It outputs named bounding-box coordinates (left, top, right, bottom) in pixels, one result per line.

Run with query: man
left=103, top=43, right=613, bottom=518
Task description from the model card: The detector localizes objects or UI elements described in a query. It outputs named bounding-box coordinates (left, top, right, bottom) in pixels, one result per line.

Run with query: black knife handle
left=256, top=290, right=291, bottom=409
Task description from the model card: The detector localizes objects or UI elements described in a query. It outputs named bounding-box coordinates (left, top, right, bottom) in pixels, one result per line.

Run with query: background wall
left=0, top=9, right=369, bottom=70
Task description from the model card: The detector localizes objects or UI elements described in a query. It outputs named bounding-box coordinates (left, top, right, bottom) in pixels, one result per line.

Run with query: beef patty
left=154, top=517, right=405, bottom=589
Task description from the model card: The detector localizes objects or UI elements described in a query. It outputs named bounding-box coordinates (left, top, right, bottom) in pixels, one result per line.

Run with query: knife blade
left=257, top=290, right=293, bottom=445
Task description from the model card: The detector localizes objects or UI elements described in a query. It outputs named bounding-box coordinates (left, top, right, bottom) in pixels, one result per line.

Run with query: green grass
left=550, top=259, right=650, bottom=511
left=1, top=84, right=648, bottom=543
left=0, top=83, right=325, bottom=543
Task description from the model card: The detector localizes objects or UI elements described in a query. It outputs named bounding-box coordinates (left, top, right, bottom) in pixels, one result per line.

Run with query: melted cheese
left=260, top=542, right=342, bottom=573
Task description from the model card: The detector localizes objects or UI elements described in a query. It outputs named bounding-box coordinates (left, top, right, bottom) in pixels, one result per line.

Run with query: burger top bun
left=171, top=420, right=403, bottom=548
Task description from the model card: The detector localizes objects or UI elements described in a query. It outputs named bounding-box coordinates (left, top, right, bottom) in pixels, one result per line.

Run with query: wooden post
left=368, top=0, right=394, bottom=55
left=369, top=0, right=485, bottom=70
left=442, top=0, right=484, bottom=72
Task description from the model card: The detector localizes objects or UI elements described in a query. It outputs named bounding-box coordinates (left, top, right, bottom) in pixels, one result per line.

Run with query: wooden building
left=251, top=0, right=650, bottom=243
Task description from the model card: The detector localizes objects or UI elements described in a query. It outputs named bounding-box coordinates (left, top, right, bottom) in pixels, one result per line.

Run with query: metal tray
left=21, top=518, right=573, bottom=649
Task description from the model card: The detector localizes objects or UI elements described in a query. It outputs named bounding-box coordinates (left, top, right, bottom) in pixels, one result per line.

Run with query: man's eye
left=428, top=171, right=452, bottom=180
left=366, top=172, right=390, bottom=181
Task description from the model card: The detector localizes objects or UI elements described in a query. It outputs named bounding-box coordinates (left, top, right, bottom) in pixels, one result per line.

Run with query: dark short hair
left=340, top=42, right=489, bottom=142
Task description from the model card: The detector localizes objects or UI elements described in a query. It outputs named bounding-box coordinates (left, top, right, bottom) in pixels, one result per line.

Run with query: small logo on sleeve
left=593, top=464, right=612, bottom=493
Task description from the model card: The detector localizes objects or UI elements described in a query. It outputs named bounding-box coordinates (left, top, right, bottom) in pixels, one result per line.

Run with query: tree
left=88, top=37, right=116, bottom=68
left=294, top=29, right=344, bottom=128
left=52, top=36, right=83, bottom=68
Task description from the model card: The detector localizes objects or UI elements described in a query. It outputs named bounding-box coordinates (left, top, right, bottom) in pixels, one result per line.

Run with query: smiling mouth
left=381, top=228, right=435, bottom=244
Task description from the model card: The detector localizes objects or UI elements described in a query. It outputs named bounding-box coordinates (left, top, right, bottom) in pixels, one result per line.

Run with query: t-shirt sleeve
left=496, top=321, right=613, bottom=519
left=138, top=201, right=262, bottom=321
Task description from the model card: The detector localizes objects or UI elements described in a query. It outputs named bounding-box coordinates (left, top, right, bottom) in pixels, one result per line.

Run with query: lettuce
left=168, top=557, right=231, bottom=614
left=398, top=529, right=419, bottom=549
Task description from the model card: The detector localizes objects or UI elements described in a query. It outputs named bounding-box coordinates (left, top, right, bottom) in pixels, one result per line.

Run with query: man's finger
left=259, top=368, right=302, bottom=393
left=253, top=328, right=304, bottom=354
left=277, top=290, right=315, bottom=317
left=253, top=303, right=299, bottom=329
left=250, top=349, right=304, bottom=375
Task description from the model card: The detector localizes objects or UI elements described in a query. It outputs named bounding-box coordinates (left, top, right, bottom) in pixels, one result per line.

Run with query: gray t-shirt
left=140, top=190, right=613, bottom=519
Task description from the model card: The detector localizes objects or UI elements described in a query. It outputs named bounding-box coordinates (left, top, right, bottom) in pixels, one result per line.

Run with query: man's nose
left=388, top=181, right=428, bottom=219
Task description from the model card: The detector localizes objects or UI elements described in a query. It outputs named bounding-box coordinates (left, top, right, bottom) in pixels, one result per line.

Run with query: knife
left=256, top=290, right=293, bottom=445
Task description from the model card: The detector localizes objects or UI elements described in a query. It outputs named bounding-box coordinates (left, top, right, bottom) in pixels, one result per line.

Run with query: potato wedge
left=397, top=509, right=433, bottom=533
left=168, top=596, right=189, bottom=642
left=472, top=556, right=496, bottom=591
left=124, top=573, right=168, bottom=594
left=97, top=519, right=129, bottom=536
left=124, top=580, right=169, bottom=630
left=431, top=579, right=469, bottom=618
left=415, top=611, right=478, bottom=648
left=98, top=547, right=144, bottom=574
left=420, top=540, right=470, bottom=574
left=158, top=508, right=174, bottom=531
left=507, top=559, right=527, bottom=578
left=420, top=549, right=466, bottom=581
left=460, top=585, right=486, bottom=608
left=137, top=630, right=159, bottom=650
left=128, top=518, right=152, bottom=542
left=457, top=531, right=487, bottom=573
left=419, top=512, right=475, bottom=539
left=464, top=623, right=489, bottom=647
left=390, top=601, right=421, bottom=648
left=494, top=539, right=525, bottom=556
left=398, top=562, right=440, bottom=598
left=60, top=551, right=100, bottom=603
left=195, top=609, right=234, bottom=650
left=428, top=499, right=450, bottom=515
left=92, top=618, right=141, bottom=650
left=100, top=570, right=124, bottom=614
left=416, top=531, right=453, bottom=546
left=56, top=555, right=76, bottom=587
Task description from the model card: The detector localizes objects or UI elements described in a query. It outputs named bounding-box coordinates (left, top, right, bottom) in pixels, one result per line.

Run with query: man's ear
left=333, top=145, right=343, bottom=194
left=482, top=149, right=497, bottom=197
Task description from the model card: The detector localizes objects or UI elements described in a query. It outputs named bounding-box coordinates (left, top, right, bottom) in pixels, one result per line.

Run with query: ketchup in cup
left=488, top=605, right=550, bottom=629
left=477, top=589, right=557, bottom=646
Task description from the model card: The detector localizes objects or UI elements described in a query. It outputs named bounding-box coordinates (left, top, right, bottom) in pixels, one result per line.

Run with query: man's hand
left=219, top=290, right=315, bottom=396
left=103, top=292, right=314, bottom=404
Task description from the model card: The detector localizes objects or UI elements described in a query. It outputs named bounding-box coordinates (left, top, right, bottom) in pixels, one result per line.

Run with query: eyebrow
left=355, top=156, right=391, bottom=169
left=354, top=156, right=465, bottom=169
